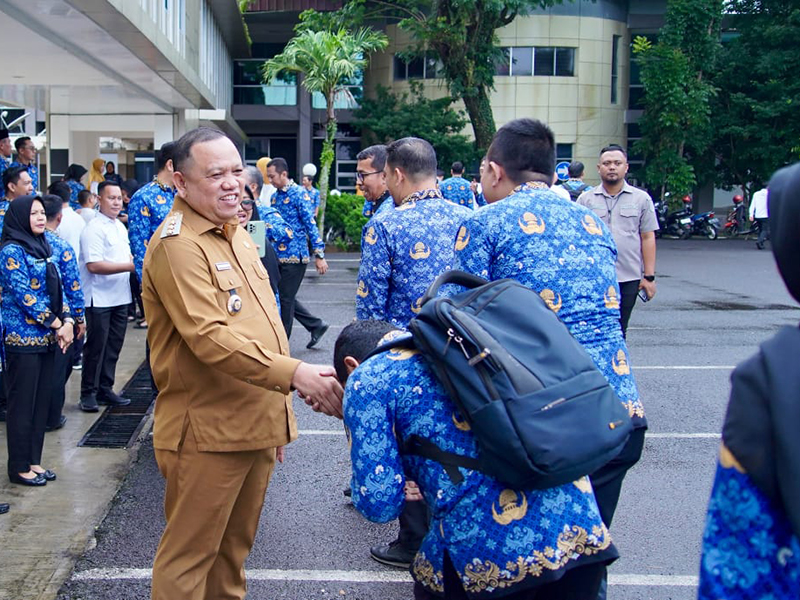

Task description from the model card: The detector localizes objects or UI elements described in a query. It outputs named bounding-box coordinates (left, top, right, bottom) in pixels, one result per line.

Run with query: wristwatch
left=314, top=251, right=325, bottom=260
left=643, top=275, right=656, bottom=282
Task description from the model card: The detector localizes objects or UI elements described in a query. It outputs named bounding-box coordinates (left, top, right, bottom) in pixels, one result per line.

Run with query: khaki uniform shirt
left=142, top=196, right=300, bottom=453
left=577, top=182, right=659, bottom=283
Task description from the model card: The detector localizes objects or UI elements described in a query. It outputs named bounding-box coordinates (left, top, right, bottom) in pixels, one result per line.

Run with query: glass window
left=394, top=55, right=407, bottom=80
left=510, top=47, right=533, bottom=76
left=495, top=47, right=511, bottom=76
left=534, top=47, right=555, bottom=76
left=556, top=144, right=573, bottom=163
left=336, top=141, right=361, bottom=161
left=555, top=48, right=575, bottom=77
left=234, top=61, right=262, bottom=86
left=425, top=54, right=443, bottom=79
left=406, top=57, right=424, bottom=79
left=628, top=86, right=646, bottom=109
left=611, top=36, right=620, bottom=103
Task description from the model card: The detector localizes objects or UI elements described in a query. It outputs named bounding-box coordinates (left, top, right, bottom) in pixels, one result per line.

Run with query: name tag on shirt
left=215, top=262, right=232, bottom=271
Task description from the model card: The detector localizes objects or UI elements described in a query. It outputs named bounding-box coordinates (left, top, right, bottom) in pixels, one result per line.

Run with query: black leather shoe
left=306, top=322, right=330, bottom=349
left=0, top=502, right=8, bottom=514
left=369, top=541, right=416, bottom=569
left=97, top=391, right=131, bottom=407
left=79, top=395, right=99, bottom=412
left=46, top=415, right=67, bottom=432
left=9, top=473, right=47, bottom=486
left=32, top=469, right=56, bottom=481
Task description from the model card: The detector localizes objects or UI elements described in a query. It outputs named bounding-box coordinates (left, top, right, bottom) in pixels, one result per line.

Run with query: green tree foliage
left=633, top=0, right=722, bottom=203
left=262, top=28, right=388, bottom=234
left=325, top=192, right=368, bottom=250
left=353, top=82, right=479, bottom=170
left=300, top=0, right=558, bottom=153
left=710, top=0, right=800, bottom=200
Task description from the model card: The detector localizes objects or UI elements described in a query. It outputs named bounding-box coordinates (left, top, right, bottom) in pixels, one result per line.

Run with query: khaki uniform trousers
left=151, top=424, right=277, bottom=600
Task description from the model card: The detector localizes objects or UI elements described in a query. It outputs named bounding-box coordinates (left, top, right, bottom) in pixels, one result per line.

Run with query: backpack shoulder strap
left=399, top=434, right=483, bottom=484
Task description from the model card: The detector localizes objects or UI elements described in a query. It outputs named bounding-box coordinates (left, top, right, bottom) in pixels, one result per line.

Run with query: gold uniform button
left=243, top=242, right=251, bottom=248
left=273, top=385, right=282, bottom=392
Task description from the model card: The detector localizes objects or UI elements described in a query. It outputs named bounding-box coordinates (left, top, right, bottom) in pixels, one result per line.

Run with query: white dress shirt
left=260, top=183, right=276, bottom=205
left=56, top=205, right=86, bottom=262
left=749, top=188, right=769, bottom=219
left=80, top=212, right=133, bottom=308
left=78, top=208, right=98, bottom=224
left=550, top=184, right=572, bottom=202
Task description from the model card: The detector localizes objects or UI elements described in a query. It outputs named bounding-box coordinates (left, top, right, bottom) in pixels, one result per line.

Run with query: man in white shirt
left=48, top=181, right=86, bottom=261
left=749, top=187, right=770, bottom=249
left=78, top=181, right=134, bottom=412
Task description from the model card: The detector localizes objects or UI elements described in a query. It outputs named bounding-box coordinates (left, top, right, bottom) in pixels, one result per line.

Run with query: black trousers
left=398, top=498, right=430, bottom=551
left=413, top=551, right=605, bottom=600
left=81, top=304, right=128, bottom=399
left=129, top=272, right=144, bottom=318
left=277, top=263, right=322, bottom=338
left=5, top=351, right=54, bottom=475
left=618, top=280, right=641, bottom=338
left=47, top=343, right=75, bottom=428
left=756, top=217, right=770, bottom=247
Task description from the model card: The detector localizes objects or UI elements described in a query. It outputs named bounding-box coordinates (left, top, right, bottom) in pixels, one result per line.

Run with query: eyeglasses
left=241, top=200, right=255, bottom=208
left=356, top=170, right=382, bottom=182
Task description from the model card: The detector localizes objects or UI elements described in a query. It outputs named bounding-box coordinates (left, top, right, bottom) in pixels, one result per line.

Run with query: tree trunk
left=317, top=92, right=337, bottom=237
left=461, top=86, right=496, bottom=153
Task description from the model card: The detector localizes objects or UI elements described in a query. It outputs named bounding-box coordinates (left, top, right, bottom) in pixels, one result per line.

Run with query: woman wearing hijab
left=87, top=158, right=105, bottom=195
left=698, top=162, right=800, bottom=598
left=104, top=161, right=123, bottom=186
left=0, top=195, right=74, bottom=486
left=63, top=163, right=87, bottom=211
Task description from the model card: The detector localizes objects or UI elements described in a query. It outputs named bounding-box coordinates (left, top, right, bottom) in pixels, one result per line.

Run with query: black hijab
left=0, top=195, right=63, bottom=319
left=722, top=162, right=800, bottom=537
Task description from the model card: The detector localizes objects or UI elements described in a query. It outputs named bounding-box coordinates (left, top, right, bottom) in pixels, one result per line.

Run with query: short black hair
left=451, top=161, right=464, bottom=174
left=173, top=128, right=233, bottom=175
left=155, top=141, right=177, bottom=172
left=40, top=194, right=63, bottom=220
left=385, top=137, right=437, bottom=180
left=14, top=136, right=31, bottom=153
left=121, top=179, right=140, bottom=198
left=65, top=163, right=87, bottom=182
left=48, top=181, right=71, bottom=205
left=97, top=180, right=120, bottom=196
left=333, top=320, right=398, bottom=384
left=77, top=189, right=94, bottom=206
left=267, top=157, right=289, bottom=175
left=3, top=165, right=27, bottom=193
left=568, top=161, right=585, bottom=178
left=486, top=118, right=555, bottom=183
left=356, top=145, right=388, bottom=171
left=245, top=165, right=264, bottom=195
left=437, top=169, right=445, bottom=178
left=600, top=144, right=627, bottom=159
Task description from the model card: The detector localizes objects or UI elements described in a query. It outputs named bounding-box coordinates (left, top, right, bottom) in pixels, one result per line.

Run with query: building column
left=69, top=131, right=101, bottom=180
left=48, top=114, right=71, bottom=188
left=154, top=114, right=176, bottom=150
left=297, top=74, right=312, bottom=175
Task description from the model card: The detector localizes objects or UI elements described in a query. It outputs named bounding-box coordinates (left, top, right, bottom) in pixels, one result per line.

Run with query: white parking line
left=71, top=568, right=698, bottom=587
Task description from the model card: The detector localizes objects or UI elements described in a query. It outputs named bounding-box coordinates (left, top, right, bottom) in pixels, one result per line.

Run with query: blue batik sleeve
left=260, top=206, right=293, bottom=245
left=297, top=190, right=325, bottom=254
left=345, top=369, right=406, bottom=523
left=356, top=221, right=391, bottom=320
left=0, top=246, right=58, bottom=326
left=56, top=243, right=85, bottom=322
left=128, top=193, right=150, bottom=282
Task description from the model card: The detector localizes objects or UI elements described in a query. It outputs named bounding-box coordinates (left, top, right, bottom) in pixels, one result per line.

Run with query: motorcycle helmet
left=682, top=195, right=692, bottom=203
left=733, top=194, right=744, bottom=204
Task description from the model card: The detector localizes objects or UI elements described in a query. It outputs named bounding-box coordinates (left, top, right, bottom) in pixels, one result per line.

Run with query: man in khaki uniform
left=142, top=127, right=343, bottom=600
left=577, top=144, right=659, bottom=337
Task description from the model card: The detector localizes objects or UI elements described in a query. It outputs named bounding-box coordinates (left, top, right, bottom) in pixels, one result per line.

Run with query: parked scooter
left=654, top=195, right=693, bottom=238
left=723, top=195, right=748, bottom=237
left=690, top=209, right=720, bottom=239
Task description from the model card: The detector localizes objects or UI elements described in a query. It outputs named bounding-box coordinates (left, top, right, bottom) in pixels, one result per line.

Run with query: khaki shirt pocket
left=618, top=205, right=641, bottom=233
left=213, top=269, right=244, bottom=313
left=589, top=202, right=609, bottom=220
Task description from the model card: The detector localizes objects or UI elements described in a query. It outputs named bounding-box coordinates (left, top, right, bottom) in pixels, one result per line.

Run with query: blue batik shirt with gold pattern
left=0, top=243, right=70, bottom=352
left=256, top=202, right=294, bottom=247
left=452, top=182, right=646, bottom=428
left=699, top=444, right=800, bottom=599
left=45, top=230, right=84, bottom=324
left=346, top=346, right=617, bottom=598
left=356, top=189, right=471, bottom=329
left=66, top=180, right=85, bottom=211
left=440, top=176, right=475, bottom=209
left=270, top=182, right=324, bottom=264
left=128, top=178, right=176, bottom=282
left=0, top=199, right=8, bottom=237
left=304, top=185, right=320, bottom=214
left=362, top=192, right=394, bottom=219
left=0, top=155, right=10, bottom=179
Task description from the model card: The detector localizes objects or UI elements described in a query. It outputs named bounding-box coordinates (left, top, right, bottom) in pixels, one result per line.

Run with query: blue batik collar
left=400, top=188, right=443, bottom=206
left=512, top=181, right=551, bottom=195
left=152, top=176, right=175, bottom=192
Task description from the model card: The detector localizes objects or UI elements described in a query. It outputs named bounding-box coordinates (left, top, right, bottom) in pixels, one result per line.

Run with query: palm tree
left=262, top=28, right=388, bottom=234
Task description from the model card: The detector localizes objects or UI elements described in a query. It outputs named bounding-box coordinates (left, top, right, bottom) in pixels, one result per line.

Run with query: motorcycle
left=690, top=210, right=720, bottom=239
left=723, top=195, right=748, bottom=237
left=654, top=196, right=693, bottom=239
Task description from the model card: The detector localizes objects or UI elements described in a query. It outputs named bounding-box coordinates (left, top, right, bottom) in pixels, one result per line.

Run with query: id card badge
left=245, top=221, right=267, bottom=258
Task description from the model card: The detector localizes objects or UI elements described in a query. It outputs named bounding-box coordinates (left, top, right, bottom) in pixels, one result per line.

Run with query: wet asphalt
left=55, top=238, right=798, bottom=600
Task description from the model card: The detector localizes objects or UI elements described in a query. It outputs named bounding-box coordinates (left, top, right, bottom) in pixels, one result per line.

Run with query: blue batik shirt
left=128, top=178, right=176, bottom=282
left=363, top=192, right=394, bottom=219
left=0, top=155, right=10, bottom=179
left=452, top=182, right=645, bottom=427
left=699, top=444, right=800, bottom=599
left=347, top=346, right=617, bottom=598
left=0, top=243, right=71, bottom=352
left=270, top=182, right=324, bottom=264
left=356, top=189, right=471, bottom=329
left=45, top=230, right=84, bottom=324
left=66, top=180, right=85, bottom=210
left=475, top=191, right=487, bottom=208
left=440, top=176, right=475, bottom=209
left=10, top=161, right=38, bottom=191
left=0, top=199, right=8, bottom=237
left=304, top=186, right=320, bottom=214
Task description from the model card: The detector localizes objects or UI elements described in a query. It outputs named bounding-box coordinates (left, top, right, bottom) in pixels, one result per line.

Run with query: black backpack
left=565, top=181, right=591, bottom=201
left=370, top=271, right=633, bottom=489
